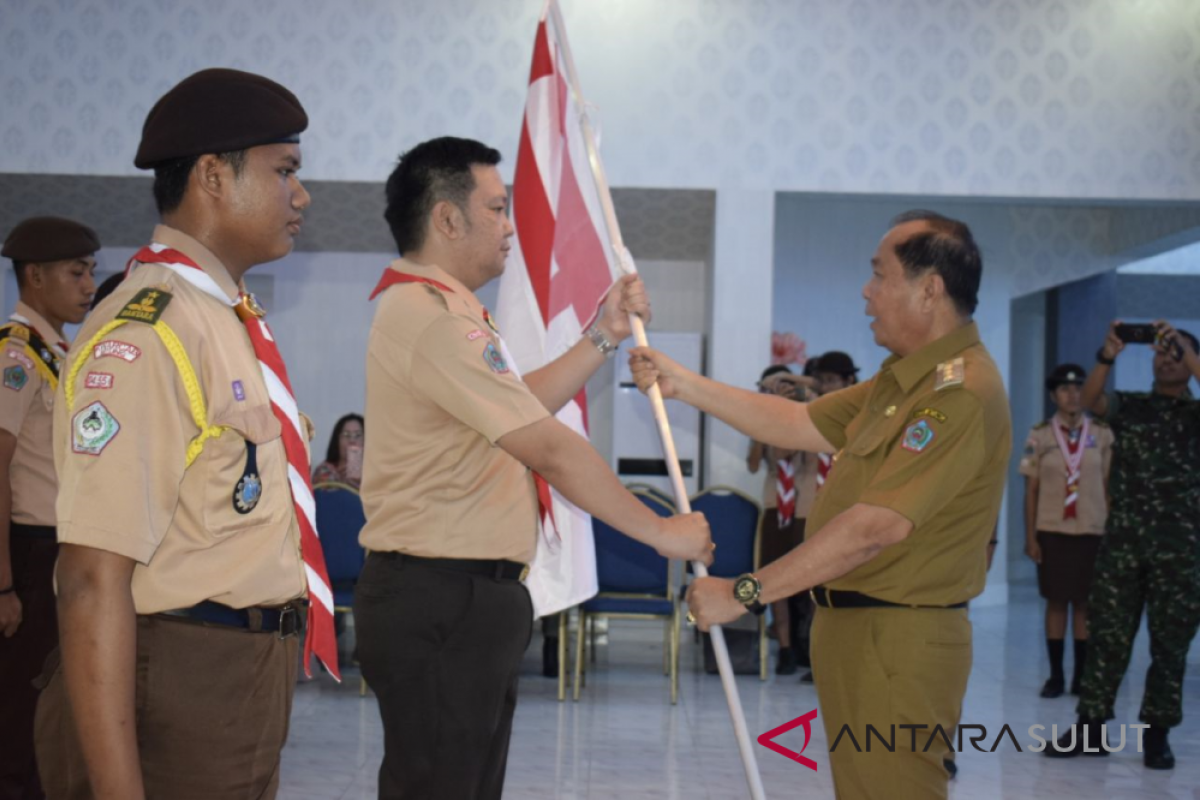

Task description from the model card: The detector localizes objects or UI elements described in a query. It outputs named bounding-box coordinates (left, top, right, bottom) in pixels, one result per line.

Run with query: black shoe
left=542, top=636, right=559, bottom=678
left=943, top=758, right=958, bottom=779
left=794, top=644, right=811, bottom=668
left=1042, top=717, right=1110, bottom=758
left=1144, top=726, right=1175, bottom=770
left=1040, top=678, right=1065, bottom=698
left=1070, top=677, right=1082, bottom=696
left=799, top=670, right=814, bottom=683
left=776, top=647, right=798, bottom=676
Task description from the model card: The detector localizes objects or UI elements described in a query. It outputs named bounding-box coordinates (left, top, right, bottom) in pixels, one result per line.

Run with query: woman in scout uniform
left=0, top=216, right=97, bottom=800
left=35, top=69, right=334, bottom=800
left=1020, top=363, right=1113, bottom=699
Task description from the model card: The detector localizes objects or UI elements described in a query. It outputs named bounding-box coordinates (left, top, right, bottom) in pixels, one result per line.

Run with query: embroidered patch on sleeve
left=93, top=340, right=142, bottom=362
left=483, top=342, right=509, bottom=374
left=3, top=365, right=27, bottom=391
left=233, top=380, right=246, bottom=402
left=72, top=401, right=121, bottom=455
left=116, top=288, right=173, bottom=324
left=912, top=407, right=948, bottom=423
left=900, top=419, right=935, bottom=453
left=466, top=329, right=488, bottom=341
left=5, top=349, right=34, bottom=370
left=85, top=372, right=115, bottom=390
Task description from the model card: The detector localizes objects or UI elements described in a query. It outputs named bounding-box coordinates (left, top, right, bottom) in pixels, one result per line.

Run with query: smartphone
left=1115, top=323, right=1157, bottom=344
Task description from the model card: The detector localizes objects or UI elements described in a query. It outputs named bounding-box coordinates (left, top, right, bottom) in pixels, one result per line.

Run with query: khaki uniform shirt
left=807, top=323, right=1012, bottom=606
left=54, top=225, right=306, bottom=614
left=0, top=303, right=66, bottom=526
left=360, top=259, right=551, bottom=562
left=1018, top=416, right=1112, bottom=535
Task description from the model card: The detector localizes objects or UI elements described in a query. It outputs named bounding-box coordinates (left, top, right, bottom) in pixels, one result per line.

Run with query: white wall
left=2, top=0, right=1199, bottom=200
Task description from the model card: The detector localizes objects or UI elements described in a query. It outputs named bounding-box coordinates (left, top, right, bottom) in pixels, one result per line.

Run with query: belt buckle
left=519, top=564, right=530, bottom=582
left=278, top=605, right=299, bottom=640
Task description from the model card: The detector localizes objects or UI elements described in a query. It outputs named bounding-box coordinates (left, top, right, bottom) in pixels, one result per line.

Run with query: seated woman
left=312, top=413, right=365, bottom=489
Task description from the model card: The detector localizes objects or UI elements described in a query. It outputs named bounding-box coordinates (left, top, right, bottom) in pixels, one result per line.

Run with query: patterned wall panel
left=1, top=0, right=1198, bottom=199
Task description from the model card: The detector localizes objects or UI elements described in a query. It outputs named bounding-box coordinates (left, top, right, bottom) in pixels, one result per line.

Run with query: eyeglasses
left=340, top=429, right=364, bottom=441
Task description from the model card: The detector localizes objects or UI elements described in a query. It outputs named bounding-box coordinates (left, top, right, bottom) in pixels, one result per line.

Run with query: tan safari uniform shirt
left=54, top=225, right=306, bottom=614
left=1018, top=416, right=1112, bottom=535
left=807, top=322, right=1012, bottom=607
left=760, top=450, right=819, bottom=518
left=360, top=259, right=550, bottom=563
left=0, top=304, right=65, bottom=526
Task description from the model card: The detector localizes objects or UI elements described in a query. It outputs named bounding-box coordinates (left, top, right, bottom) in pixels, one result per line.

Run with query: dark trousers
left=0, top=534, right=57, bottom=800
left=35, top=614, right=298, bottom=799
left=355, top=554, right=534, bottom=800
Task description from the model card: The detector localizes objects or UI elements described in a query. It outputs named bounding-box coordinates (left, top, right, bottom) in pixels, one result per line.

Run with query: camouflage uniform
left=1076, top=389, right=1200, bottom=727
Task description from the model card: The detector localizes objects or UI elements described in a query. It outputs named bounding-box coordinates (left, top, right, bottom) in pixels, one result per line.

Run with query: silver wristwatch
left=585, top=323, right=617, bottom=358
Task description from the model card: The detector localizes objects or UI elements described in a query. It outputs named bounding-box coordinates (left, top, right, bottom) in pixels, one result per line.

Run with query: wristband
left=0, top=585, right=14, bottom=595
left=1095, top=347, right=1115, bottom=366
left=585, top=323, right=617, bottom=358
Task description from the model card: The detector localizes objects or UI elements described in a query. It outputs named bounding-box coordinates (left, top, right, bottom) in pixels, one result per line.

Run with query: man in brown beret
left=34, top=68, right=334, bottom=800
left=0, top=216, right=97, bottom=800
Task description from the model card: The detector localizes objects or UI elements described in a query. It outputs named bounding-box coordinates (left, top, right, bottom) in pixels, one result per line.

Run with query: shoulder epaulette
left=934, top=357, right=965, bottom=391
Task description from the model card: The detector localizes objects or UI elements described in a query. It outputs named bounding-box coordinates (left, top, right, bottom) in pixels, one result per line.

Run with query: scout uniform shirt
left=0, top=304, right=65, bottom=526
left=360, top=259, right=550, bottom=563
left=53, top=225, right=306, bottom=614
left=1019, top=416, right=1113, bottom=535
left=806, top=322, right=1012, bottom=606
left=760, top=450, right=818, bottom=518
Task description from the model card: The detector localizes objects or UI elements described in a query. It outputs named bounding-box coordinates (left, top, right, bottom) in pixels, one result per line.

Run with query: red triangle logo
left=758, top=709, right=819, bottom=771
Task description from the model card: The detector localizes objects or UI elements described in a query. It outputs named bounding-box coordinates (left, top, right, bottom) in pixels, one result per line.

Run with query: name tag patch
left=912, top=407, right=947, bottom=423
left=901, top=419, right=935, bottom=453
left=85, top=372, right=115, bottom=390
left=483, top=342, right=509, bottom=374
left=72, top=401, right=120, bottom=455
left=93, top=340, right=141, bottom=362
left=5, top=349, right=33, bottom=370
left=3, top=365, right=27, bottom=391
left=466, top=329, right=488, bottom=341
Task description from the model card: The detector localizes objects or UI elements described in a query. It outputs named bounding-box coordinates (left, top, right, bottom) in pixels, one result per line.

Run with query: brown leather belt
left=810, top=586, right=967, bottom=610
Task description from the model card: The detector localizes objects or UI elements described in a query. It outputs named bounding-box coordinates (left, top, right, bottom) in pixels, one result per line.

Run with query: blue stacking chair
left=573, top=490, right=682, bottom=703
left=313, top=481, right=367, bottom=690
left=688, top=486, right=767, bottom=680
left=622, top=482, right=677, bottom=511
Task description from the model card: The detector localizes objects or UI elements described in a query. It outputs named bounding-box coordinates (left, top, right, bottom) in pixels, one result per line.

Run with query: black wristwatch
left=732, top=573, right=766, bottom=615
left=1095, top=347, right=1115, bottom=366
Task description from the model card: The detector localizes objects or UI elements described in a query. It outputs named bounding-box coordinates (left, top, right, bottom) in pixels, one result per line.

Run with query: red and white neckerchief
left=9, top=313, right=69, bottom=357
left=128, top=243, right=340, bottom=680
left=776, top=457, right=796, bottom=528
left=816, top=452, right=834, bottom=490
left=1052, top=415, right=1090, bottom=521
left=371, top=268, right=559, bottom=542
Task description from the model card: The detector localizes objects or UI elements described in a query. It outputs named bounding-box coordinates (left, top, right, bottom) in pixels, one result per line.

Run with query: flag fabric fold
left=496, top=8, right=621, bottom=618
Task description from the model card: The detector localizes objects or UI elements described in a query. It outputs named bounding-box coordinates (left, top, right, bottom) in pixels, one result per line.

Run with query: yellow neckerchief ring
left=66, top=318, right=228, bottom=467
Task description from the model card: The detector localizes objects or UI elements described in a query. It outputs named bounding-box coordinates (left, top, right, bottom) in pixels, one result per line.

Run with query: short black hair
left=152, top=150, right=247, bottom=214
left=91, top=272, right=126, bottom=310
left=11, top=260, right=27, bottom=289
left=325, top=413, right=365, bottom=465
left=1177, top=329, right=1199, bottom=355
left=890, top=210, right=982, bottom=317
left=760, top=365, right=791, bottom=382
left=383, top=137, right=502, bottom=255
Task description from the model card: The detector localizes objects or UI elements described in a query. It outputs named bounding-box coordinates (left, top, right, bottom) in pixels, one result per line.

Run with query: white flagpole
left=545, top=3, right=767, bottom=797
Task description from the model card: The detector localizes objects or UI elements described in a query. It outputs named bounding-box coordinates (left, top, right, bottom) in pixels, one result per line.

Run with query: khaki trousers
left=34, top=615, right=297, bottom=800
left=811, top=606, right=972, bottom=800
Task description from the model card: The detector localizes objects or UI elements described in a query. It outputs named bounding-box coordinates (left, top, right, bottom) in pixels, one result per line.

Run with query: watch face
left=734, top=577, right=758, bottom=603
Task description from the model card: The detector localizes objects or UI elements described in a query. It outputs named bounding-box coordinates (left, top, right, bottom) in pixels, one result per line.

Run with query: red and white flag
left=497, top=2, right=620, bottom=617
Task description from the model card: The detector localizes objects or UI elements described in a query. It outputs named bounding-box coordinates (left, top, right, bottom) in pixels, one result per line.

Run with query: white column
left=705, top=188, right=774, bottom=497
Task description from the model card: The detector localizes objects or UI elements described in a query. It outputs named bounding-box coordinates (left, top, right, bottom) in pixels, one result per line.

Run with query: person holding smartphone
left=1046, top=320, right=1200, bottom=769
left=313, top=413, right=365, bottom=489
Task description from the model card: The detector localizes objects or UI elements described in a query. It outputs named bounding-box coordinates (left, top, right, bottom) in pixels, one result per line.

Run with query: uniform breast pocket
left=845, top=428, right=889, bottom=459
left=202, top=404, right=290, bottom=538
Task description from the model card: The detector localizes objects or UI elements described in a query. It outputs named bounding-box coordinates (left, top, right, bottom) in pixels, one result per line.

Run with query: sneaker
left=776, top=647, right=798, bottom=676
left=1042, top=717, right=1110, bottom=758
left=1144, top=726, right=1175, bottom=770
left=1040, top=678, right=1065, bottom=699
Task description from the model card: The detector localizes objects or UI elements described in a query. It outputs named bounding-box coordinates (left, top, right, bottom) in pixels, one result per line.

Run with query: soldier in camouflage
left=1045, top=320, right=1200, bottom=770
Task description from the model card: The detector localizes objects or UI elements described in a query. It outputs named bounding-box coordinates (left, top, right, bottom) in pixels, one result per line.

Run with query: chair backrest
left=592, top=491, right=675, bottom=597
left=689, top=486, right=760, bottom=579
left=622, top=482, right=676, bottom=510
left=314, top=483, right=367, bottom=585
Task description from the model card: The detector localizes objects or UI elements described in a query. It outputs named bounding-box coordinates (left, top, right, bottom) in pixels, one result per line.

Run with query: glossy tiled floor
left=278, top=584, right=1200, bottom=799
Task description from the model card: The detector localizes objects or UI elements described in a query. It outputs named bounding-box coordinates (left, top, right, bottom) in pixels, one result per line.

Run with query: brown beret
left=2, top=216, right=100, bottom=262
left=134, top=68, right=308, bottom=169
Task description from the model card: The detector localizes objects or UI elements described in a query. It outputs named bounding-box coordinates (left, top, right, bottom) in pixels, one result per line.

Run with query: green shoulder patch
left=116, top=288, right=173, bottom=325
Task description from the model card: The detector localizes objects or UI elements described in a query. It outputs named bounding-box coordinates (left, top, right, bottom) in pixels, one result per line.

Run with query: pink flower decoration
left=771, top=331, right=807, bottom=367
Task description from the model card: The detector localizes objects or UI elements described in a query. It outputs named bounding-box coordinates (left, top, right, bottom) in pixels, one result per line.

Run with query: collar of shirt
left=389, top=257, right=489, bottom=320
left=151, top=224, right=243, bottom=304
left=882, top=321, right=981, bottom=393
left=13, top=301, right=67, bottom=350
